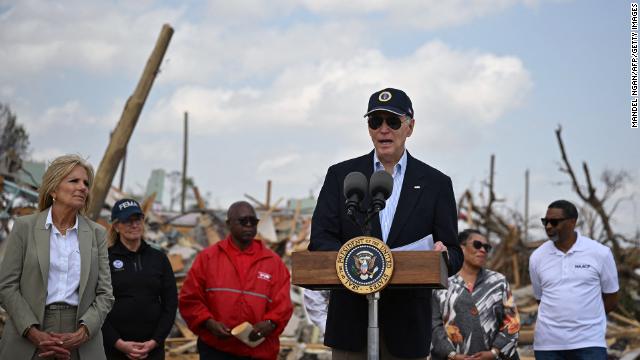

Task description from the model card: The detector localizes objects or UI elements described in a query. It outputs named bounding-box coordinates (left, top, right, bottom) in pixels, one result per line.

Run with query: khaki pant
left=32, top=306, right=80, bottom=360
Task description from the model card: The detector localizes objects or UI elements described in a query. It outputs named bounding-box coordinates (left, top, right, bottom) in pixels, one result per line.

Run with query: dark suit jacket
left=308, top=150, right=463, bottom=358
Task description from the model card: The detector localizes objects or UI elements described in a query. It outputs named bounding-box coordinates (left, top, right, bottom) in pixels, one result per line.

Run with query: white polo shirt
left=529, top=231, right=618, bottom=350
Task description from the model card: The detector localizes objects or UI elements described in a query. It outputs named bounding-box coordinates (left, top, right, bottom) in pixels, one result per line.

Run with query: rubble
left=0, top=174, right=637, bottom=359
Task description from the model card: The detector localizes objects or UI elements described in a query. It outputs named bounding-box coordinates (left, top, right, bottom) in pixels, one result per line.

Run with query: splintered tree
left=457, top=154, right=532, bottom=289
left=0, top=103, right=30, bottom=173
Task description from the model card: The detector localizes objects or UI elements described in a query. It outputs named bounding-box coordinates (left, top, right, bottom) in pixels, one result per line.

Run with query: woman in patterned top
left=431, top=229, right=521, bottom=360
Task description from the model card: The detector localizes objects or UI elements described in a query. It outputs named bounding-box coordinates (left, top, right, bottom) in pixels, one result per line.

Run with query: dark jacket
left=309, top=150, right=463, bottom=358
left=102, top=239, right=177, bottom=360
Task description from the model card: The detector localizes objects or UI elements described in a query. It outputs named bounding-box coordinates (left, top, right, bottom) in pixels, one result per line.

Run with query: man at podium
left=309, top=88, right=463, bottom=359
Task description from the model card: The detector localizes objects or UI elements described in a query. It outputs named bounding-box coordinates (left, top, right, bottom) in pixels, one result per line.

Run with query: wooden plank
left=192, top=186, right=206, bottom=210
left=609, top=311, right=640, bottom=327
left=292, top=251, right=448, bottom=289
left=518, top=329, right=534, bottom=344
left=168, top=340, right=197, bottom=354
left=168, top=254, right=184, bottom=273
left=141, top=192, right=156, bottom=215
left=174, top=319, right=196, bottom=339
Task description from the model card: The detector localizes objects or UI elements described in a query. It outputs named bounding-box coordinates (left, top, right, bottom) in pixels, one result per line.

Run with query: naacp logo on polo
left=119, top=200, right=139, bottom=210
left=113, top=260, right=124, bottom=270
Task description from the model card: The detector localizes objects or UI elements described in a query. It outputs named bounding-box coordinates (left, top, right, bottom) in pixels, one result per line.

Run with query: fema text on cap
left=118, top=201, right=139, bottom=210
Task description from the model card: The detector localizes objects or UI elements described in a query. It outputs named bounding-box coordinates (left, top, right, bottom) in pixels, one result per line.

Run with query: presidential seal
left=378, top=91, right=392, bottom=102
left=336, top=236, right=394, bottom=294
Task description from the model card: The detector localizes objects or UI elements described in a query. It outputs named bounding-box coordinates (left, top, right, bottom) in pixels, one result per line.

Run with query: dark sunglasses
left=234, top=216, right=260, bottom=227
left=471, top=240, right=492, bottom=252
left=540, top=218, right=568, bottom=227
left=367, top=115, right=407, bottom=130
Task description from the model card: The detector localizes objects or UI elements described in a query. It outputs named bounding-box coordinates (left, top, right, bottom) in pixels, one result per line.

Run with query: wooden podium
left=293, top=248, right=449, bottom=360
left=292, top=250, right=449, bottom=290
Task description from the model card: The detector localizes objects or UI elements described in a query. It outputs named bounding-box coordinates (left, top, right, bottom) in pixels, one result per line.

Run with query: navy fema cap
left=364, top=88, right=414, bottom=118
left=111, top=198, right=143, bottom=222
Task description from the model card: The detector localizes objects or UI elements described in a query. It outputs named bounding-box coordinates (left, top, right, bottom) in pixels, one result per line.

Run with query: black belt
left=45, top=303, right=77, bottom=310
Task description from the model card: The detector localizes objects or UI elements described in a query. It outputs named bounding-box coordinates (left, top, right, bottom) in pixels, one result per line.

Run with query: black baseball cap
left=111, top=198, right=144, bottom=222
left=364, top=88, right=414, bottom=118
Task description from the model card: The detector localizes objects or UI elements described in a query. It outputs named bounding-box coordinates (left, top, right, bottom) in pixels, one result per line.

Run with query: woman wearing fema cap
left=101, top=198, right=177, bottom=360
left=0, top=154, right=114, bottom=360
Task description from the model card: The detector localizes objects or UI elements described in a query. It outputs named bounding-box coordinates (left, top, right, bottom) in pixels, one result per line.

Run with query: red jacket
left=179, top=236, right=292, bottom=359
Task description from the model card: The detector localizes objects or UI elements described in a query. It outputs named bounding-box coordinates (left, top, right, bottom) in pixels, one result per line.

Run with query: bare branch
left=555, top=126, right=587, bottom=200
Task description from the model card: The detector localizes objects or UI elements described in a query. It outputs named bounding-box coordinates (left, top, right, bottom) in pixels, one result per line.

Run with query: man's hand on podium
left=433, top=241, right=447, bottom=252
left=434, top=241, right=451, bottom=268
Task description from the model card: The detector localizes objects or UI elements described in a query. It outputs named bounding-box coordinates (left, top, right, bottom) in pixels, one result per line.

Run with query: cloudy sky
left=1, top=0, right=637, bottom=237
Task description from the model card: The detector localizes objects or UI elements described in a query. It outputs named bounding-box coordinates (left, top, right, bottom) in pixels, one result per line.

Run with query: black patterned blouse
left=431, top=268, right=520, bottom=359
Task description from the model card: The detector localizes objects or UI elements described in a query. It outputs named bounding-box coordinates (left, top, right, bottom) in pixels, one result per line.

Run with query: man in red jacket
left=179, top=201, right=293, bottom=360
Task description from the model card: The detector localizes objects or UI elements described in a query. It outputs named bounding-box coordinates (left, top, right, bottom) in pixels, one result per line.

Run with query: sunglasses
left=471, top=240, right=492, bottom=252
left=234, top=216, right=260, bottom=227
left=540, top=218, right=568, bottom=227
left=367, top=115, right=408, bottom=130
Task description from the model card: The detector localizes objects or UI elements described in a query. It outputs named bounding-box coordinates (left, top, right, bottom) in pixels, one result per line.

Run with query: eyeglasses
left=540, top=218, right=568, bottom=227
left=471, top=240, right=492, bottom=252
left=367, top=115, right=409, bottom=130
left=234, top=216, right=260, bottom=227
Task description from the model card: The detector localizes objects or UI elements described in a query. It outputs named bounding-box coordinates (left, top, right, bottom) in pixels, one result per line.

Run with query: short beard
left=548, top=234, right=560, bottom=242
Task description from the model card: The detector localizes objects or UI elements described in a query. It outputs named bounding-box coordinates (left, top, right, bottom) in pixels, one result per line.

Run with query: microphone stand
left=346, top=202, right=384, bottom=360
left=364, top=205, right=383, bottom=360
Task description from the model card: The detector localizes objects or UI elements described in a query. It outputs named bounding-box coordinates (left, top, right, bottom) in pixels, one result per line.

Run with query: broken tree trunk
left=87, top=24, right=174, bottom=220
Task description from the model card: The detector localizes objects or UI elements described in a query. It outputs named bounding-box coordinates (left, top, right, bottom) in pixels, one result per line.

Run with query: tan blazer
left=0, top=210, right=114, bottom=360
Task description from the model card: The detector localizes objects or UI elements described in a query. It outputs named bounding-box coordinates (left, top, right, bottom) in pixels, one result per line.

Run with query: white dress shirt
left=45, top=207, right=81, bottom=306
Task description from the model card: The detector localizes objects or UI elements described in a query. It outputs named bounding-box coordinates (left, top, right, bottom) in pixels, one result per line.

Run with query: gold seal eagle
left=336, top=236, right=394, bottom=294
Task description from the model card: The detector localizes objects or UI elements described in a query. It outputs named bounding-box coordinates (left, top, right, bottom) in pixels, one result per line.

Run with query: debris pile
left=0, top=177, right=638, bottom=359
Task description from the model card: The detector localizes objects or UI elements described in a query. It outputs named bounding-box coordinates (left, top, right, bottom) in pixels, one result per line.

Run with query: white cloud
left=301, top=0, right=540, bottom=30
left=135, top=138, right=180, bottom=164
left=203, top=0, right=298, bottom=24
left=0, top=0, right=541, bottom=82
left=257, top=153, right=302, bottom=174
left=142, top=86, right=259, bottom=133
left=0, top=0, right=184, bottom=77
left=21, top=100, right=102, bottom=134
left=28, top=147, right=66, bottom=163
left=144, top=40, right=531, bottom=148
left=0, top=0, right=557, bottom=218
left=0, top=85, right=14, bottom=97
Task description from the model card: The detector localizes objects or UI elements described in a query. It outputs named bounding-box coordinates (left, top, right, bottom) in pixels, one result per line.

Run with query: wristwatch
left=447, top=351, right=457, bottom=360
left=490, top=348, right=500, bottom=359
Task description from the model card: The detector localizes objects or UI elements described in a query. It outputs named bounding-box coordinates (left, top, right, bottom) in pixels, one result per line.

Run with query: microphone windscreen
left=369, top=170, right=393, bottom=200
left=343, top=172, right=368, bottom=200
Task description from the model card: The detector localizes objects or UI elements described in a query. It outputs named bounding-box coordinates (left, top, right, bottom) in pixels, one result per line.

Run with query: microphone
left=369, top=170, right=393, bottom=213
left=343, top=172, right=368, bottom=217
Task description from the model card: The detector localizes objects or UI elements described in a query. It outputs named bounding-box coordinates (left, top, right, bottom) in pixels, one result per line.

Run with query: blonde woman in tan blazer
left=0, top=154, right=114, bottom=360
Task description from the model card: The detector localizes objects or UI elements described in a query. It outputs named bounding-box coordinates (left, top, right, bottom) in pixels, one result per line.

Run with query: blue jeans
left=534, top=347, right=607, bottom=360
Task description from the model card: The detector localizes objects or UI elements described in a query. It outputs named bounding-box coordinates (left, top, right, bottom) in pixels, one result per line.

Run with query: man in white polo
left=529, top=200, right=618, bottom=360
